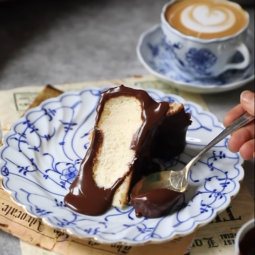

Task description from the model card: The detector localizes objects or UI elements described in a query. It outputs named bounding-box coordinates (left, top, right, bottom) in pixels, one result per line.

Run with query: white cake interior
left=93, top=96, right=143, bottom=207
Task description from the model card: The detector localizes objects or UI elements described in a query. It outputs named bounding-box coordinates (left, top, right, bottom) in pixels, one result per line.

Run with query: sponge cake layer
left=94, top=96, right=143, bottom=206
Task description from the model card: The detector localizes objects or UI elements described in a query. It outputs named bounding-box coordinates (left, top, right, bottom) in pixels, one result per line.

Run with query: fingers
left=241, top=91, right=255, bottom=116
left=224, top=104, right=245, bottom=127
left=224, top=91, right=254, bottom=128
left=239, top=139, right=255, bottom=160
left=224, top=90, right=254, bottom=160
left=227, top=122, right=255, bottom=152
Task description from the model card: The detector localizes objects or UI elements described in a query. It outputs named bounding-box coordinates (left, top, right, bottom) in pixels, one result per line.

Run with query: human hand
left=224, top=91, right=254, bottom=160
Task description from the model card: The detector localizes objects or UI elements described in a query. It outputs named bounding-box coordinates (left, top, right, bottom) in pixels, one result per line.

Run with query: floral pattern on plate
left=0, top=87, right=244, bottom=244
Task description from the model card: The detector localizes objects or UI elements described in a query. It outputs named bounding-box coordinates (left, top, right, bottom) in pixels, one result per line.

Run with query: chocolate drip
left=130, top=189, right=182, bottom=218
left=64, top=85, right=191, bottom=216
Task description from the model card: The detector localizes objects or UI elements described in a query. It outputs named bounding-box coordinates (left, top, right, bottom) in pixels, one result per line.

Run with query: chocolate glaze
left=130, top=189, right=182, bottom=218
left=64, top=85, right=191, bottom=216
left=152, top=109, right=191, bottom=158
left=239, top=227, right=254, bottom=255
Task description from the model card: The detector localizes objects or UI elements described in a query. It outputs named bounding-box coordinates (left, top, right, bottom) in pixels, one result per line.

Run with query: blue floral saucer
left=0, top=87, right=244, bottom=244
left=137, top=25, right=254, bottom=94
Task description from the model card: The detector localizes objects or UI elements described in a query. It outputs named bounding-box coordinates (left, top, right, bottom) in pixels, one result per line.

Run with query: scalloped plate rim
left=0, top=86, right=244, bottom=245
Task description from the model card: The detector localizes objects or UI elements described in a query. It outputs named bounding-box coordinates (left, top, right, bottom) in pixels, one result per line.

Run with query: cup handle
left=222, top=43, right=250, bottom=72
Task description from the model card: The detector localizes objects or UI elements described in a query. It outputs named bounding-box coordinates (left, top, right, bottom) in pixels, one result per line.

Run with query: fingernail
left=241, top=91, right=254, bottom=104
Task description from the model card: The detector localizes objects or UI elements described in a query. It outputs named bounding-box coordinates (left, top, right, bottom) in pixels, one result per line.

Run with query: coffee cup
left=161, top=0, right=250, bottom=78
left=235, top=218, right=254, bottom=255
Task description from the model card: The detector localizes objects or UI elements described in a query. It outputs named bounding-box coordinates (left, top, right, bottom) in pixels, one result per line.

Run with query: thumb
left=240, top=91, right=254, bottom=116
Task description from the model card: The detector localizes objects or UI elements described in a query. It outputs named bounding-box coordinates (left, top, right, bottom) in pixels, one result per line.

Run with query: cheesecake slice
left=64, top=85, right=191, bottom=216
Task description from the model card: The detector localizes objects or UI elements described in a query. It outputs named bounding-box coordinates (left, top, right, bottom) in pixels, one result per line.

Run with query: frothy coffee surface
left=165, top=0, right=248, bottom=39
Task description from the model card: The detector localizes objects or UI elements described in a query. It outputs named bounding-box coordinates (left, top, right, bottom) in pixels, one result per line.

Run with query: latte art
left=181, top=5, right=235, bottom=33
left=165, top=0, right=248, bottom=39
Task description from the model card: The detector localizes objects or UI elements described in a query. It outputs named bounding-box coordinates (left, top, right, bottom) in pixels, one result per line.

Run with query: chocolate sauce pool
left=131, top=189, right=182, bottom=218
left=64, top=85, right=191, bottom=217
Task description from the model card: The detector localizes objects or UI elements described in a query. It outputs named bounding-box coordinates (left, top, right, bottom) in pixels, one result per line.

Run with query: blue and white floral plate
left=137, top=25, right=254, bottom=94
left=0, top=87, right=244, bottom=245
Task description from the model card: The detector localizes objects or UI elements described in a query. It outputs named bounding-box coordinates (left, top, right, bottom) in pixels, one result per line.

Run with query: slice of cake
left=64, top=85, right=191, bottom=216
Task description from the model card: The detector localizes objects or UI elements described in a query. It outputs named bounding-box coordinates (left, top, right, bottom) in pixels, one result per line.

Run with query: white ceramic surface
left=161, top=0, right=250, bottom=78
left=0, top=87, right=244, bottom=245
left=137, top=25, right=254, bottom=94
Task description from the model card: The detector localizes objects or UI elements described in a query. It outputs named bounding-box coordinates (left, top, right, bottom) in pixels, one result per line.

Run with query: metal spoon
left=131, top=112, right=254, bottom=197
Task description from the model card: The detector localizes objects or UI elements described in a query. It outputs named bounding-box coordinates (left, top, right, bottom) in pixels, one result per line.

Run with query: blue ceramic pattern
left=142, top=26, right=254, bottom=86
left=185, top=48, right=217, bottom=75
left=161, top=38, right=217, bottom=76
left=0, top=88, right=243, bottom=244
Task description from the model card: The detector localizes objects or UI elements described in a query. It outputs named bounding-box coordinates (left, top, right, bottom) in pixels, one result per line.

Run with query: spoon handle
left=186, top=112, right=254, bottom=169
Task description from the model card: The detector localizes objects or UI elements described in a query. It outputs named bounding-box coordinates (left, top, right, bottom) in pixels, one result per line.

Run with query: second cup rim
left=234, top=218, right=255, bottom=254
left=161, top=0, right=250, bottom=44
